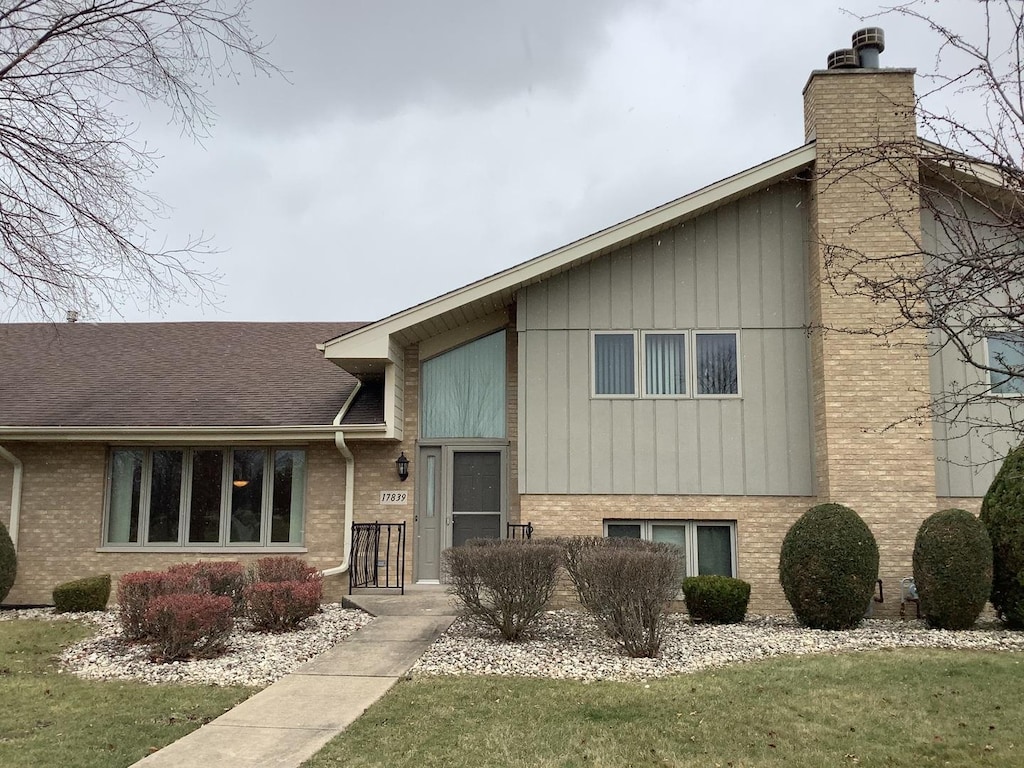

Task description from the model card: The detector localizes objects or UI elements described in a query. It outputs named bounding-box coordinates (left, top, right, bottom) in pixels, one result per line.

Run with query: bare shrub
left=249, top=556, right=318, bottom=584
left=169, top=561, right=246, bottom=614
left=560, top=537, right=682, bottom=658
left=443, top=540, right=561, bottom=641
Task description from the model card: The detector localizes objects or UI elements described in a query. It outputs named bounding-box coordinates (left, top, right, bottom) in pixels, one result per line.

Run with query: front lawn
left=307, top=649, right=1024, bottom=767
left=0, top=619, right=254, bottom=768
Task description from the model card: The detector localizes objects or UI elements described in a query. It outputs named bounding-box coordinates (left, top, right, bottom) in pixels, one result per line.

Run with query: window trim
left=602, top=519, right=738, bottom=577
left=590, top=329, right=741, bottom=400
left=101, top=446, right=308, bottom=550
left=985, top=333, right=1024, bottom=397
left=591, top=331, right=640, bottom=399
left=693, top=330, right=742, bottom=399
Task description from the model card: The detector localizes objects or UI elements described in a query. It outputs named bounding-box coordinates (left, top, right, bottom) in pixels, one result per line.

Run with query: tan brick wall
left=521, top=494, right=815, bottom=615
left=805, top=68, right=938, bottom=615
left=2, top=441, right=348, bottom=606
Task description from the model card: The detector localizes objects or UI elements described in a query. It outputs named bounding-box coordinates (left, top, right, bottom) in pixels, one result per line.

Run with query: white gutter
left=0, top=445, right=22, bottom=550
left=321, top=382, right=362, bottom=578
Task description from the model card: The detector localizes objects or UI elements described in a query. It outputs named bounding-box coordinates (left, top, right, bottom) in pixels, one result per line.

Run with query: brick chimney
left=803, top=30, right=936, bottom=609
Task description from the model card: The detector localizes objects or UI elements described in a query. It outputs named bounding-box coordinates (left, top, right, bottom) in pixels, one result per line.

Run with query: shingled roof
left=0, top=322, right=378, bottom=428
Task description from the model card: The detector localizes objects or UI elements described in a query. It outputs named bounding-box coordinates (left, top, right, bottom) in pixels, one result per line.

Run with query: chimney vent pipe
left=827, top=49, right=860, bottom=70
left=65, top=309, right=78, bottom=323
left=852, top=27, right=885, bottom=68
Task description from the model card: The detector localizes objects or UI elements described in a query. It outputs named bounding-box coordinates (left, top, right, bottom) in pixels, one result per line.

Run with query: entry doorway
left=414, top=445, right=506, bottom=582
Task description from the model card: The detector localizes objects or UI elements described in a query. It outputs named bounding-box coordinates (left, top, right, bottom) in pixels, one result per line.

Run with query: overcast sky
left=105, top=0, right=978, bottom=324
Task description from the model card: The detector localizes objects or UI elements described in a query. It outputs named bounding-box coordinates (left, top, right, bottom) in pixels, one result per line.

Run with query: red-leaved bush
left=169, top=561, right=246, bottom=614
left=142, top=593, right=234, bottom=661
left=249, top=556, right=318, bottom=584
left=243, top=580, right=322, bottom=631
left=117, top=571, right=177, bottom=640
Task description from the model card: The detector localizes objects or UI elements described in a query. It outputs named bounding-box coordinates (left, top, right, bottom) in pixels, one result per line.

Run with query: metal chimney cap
left=65, top=309, right=79, bottom=323
left=827, top=49, right=860, bottom=69
left=852, top=27, right=885, bottom=53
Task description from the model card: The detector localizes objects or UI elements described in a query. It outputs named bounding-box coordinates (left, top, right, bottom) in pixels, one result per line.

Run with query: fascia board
left=322, top=143, right=816, bottom=360
left=0, top=425, right=385, bottom=442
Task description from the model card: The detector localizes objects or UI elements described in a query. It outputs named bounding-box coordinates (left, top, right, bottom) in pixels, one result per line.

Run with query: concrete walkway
left=132, top=587, right=458, bottom=768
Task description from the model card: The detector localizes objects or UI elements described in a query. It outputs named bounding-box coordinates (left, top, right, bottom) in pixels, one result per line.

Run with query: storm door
left=414, top=445, right=505, bottom=582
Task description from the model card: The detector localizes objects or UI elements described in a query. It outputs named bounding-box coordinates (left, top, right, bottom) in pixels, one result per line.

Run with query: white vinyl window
left=987, top=333, right=1024, bottom=395
left=104, top=447, right=306, bottom=548
left=604, top=519, right=737, bottom=577
left=592, top=330, right=739, bottom=399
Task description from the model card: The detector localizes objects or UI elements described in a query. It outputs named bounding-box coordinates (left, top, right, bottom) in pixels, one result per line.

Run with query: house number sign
left=379, top=490, right=408, bottom=505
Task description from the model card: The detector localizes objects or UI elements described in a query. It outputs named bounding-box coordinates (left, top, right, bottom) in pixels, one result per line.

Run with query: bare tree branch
left=0, top=0, right=276, bottom=320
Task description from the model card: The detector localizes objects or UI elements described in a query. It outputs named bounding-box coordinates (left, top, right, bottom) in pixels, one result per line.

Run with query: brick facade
left=1, top=441, right=348, bottom=605
left=804, top=68, right=938, bottom=614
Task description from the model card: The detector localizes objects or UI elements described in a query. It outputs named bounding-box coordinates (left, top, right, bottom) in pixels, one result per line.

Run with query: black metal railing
left=507, top=521, right=534, bottom=540
left=349, top=522, right=406, bottom=594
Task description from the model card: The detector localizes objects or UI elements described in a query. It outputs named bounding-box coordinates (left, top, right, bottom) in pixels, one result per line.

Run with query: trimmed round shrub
left=168, top=561, right=246, bottom=614
left=0, top=520, right=14, bottom=603
left=53, top=574, right=111, bottom=612
left=682, top=575, right=751, bottom=624
left=142, top=593, right=234, bottom=661
left=980, top=443, right=1024, bottom=628
left=249, top=556, right=318, bottom=584
left=913, top=509, right=992, bottom=630
left=779, top=503, right=879, bottom=630
left=243, top=579, right=322, bottom=632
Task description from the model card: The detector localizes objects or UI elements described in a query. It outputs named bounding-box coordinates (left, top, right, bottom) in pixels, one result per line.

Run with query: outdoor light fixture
left=395, top=451, right=409, bottom=482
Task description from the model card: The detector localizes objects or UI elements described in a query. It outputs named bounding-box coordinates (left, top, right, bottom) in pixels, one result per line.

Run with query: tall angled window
left=695, top=332, right=739, bottom=396
left=645, top=333, right=687, bottom=395
left=988, top=334, right=1024, bottom=395
left=594, top=332, right=636, bottom=396
left=422, top=331, right=506, bottom=438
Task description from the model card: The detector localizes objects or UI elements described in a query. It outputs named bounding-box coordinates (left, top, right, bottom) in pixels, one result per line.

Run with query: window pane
left=697, top=526, right=733, bottom=576
left=594, top=333, right=635, bottom=395
left=271, top=450, right=305, bottom=544
left=452, top=514, right=501, bottom=546
left=696, top=333, right=738, bottom=395
left=988, top=335, right=1024, bottom=394
left=108, top=449, right=142, bottom=544
left=189, top=450, right=223, bottom=544
left=148, top=450, right=183, bottom=543
left=607, top=523, right=641, bottom=538
left=422, top=331, right=506, bottom=438
left=452, top=452, right=501, bottom=512
left=230, top=449, right=265, bottom=543
left=645, top=334, right=687, bottom=395
left=652, top=524, right=687, bottom=572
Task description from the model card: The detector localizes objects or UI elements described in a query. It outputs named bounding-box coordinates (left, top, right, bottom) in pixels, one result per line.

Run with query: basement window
left=604, top=520, right=736, bottom=577
left=104, top=447, right=306, bottom=548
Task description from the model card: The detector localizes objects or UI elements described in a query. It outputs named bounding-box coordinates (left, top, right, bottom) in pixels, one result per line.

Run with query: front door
left=414, top=446, right=505, bottom=581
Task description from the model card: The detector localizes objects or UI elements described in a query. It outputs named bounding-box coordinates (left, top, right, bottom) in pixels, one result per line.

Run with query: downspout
left=321, top=379, right=362, bottom=578
left=321, top=429, right=355, bottom=577
left=0, top=445, right=22, bottom=550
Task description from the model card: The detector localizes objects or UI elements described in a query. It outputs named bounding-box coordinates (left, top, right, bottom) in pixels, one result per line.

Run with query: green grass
left=0, top=619, right=254, bottom=768
left=307, top=650, right=1024, bottom=768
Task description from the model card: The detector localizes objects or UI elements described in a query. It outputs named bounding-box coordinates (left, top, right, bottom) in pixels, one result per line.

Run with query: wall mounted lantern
left=395, top=451, right=410, bottom=482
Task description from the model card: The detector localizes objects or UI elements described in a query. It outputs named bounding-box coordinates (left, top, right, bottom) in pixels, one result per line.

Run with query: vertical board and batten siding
left=518, top=182, right=814, bottom=496
left=923, top=207, right=1024, bottom=497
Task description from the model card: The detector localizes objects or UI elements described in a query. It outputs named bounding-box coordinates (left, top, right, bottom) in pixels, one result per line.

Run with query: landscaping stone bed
left=6, top=606, right=1024, bottom=686
left=411, top=611, right=1024, bottom=682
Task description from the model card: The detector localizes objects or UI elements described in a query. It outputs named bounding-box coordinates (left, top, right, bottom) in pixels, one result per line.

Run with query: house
left=0, top=30, right=1013, bottom=613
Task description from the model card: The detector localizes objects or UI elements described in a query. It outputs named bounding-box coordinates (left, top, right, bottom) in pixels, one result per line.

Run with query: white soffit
left=323, top=142, right=817, bottom=360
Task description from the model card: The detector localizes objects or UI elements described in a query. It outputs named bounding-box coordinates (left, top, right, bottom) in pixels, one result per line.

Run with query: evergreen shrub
left=52, top=574, right=111, bottom=612
left=980, top=443, right=1024, bottom=628
left=682, top=575, right=750, bottom=624
left=0, top=521, right=14, bottom=603
left=779, top=503, right=879, bottom=630
left=913, top=508, right=992, bottom=630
